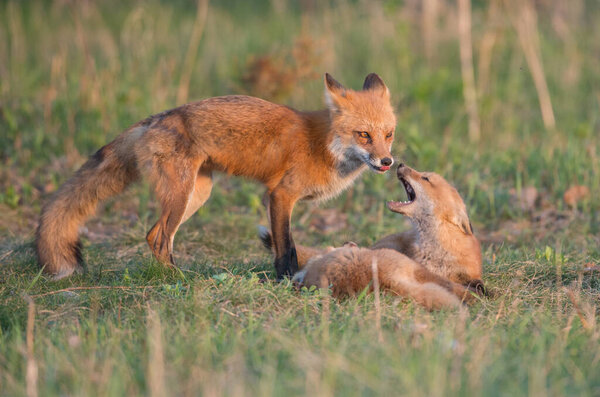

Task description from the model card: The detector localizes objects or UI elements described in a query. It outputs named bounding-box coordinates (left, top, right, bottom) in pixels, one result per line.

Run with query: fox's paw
left=50, top=265, right=84, bottom=281
left=466, top=279, right=487, bottom=297
left=146, top=223, right=176, bottom=267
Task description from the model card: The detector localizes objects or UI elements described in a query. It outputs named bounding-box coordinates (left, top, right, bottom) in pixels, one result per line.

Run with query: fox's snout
left=397, top=162, right=411, bottom=177
left=371, top=155, right=393, bottom=171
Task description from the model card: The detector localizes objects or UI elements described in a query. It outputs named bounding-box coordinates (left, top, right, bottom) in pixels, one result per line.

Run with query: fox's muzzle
left=379, top=157, right=393, bottom=171
left=370, top=156, right=393, bottom=172
left=397, top=162, right=412, bottom=178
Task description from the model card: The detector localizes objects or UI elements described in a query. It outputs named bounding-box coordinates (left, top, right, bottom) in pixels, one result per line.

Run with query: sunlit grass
left=0, top=0, right=599, bottom=395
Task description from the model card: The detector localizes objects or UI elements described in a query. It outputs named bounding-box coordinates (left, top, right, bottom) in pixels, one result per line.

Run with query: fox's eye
left=355, top=131, right=371, bottom=139
left=421, top=176, right=430, bottom=182
left=386, top=131, right=393, bottom=139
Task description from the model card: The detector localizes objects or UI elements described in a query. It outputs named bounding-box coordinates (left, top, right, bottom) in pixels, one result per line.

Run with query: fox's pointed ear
left=362, top=73, right=389, bottom=98
left=447, top=209, right=473, bottom=235
left=324, top=73, right=347, bottom=111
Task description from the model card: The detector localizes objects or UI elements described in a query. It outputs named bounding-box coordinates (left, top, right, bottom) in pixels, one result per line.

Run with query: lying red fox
left=260, top=164, right=484, bottom=309
left=294, top=246, right=479, bottom=309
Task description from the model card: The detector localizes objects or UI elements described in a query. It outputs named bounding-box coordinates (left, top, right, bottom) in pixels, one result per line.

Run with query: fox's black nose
left=397, top=163, right=407, bottom=178
left=381, top=157, right=393, bottom=166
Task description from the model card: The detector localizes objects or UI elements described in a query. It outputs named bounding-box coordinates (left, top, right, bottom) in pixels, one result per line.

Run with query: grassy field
left=1, top=0, right=599, bottom=395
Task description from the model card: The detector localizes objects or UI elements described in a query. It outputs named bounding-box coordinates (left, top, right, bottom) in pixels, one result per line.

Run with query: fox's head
left=324, top=73, right=396, bottom=174
left=387, top=164, right=473, bottom=236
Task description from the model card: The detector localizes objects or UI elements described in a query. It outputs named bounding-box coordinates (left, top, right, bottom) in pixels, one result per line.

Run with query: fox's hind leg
left=181, top=167, right=213, bottom=223
left=146, top=159, right=211, bottom=266
left=412, top=267, right=480, bottom=306
left=405, top=282, right=463, bottom=310
left=382, top=266, right=464, bottom=310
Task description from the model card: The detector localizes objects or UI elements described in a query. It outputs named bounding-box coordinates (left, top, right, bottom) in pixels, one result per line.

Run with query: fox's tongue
left=379, top=166, right=390, bottom=171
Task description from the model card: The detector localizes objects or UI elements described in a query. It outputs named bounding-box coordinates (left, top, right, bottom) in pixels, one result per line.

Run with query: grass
left=0, top=0, right=599, bottom=395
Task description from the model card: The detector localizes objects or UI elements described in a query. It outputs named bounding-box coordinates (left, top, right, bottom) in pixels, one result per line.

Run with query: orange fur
left=319, top=165, right=480, bottom=284
left=295, top=247, right=478, bottom=310
left=377, top=164, right=482, bottom=285
left=261, top=164, right=484, bottom=300
left=36, top=73, right=396, bottom=279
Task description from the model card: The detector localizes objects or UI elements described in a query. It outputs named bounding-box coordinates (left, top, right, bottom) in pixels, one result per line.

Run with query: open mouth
left=386, top=177, right=416, bottom=212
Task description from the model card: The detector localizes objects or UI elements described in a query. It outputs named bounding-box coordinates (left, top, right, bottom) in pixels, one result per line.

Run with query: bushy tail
left=258, top=225, right=273, bottom=252
left=36, top=141, right=139, bottom=279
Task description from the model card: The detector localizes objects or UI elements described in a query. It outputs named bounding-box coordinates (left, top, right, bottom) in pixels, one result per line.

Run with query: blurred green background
left=1, top=0, right=598, bottom=228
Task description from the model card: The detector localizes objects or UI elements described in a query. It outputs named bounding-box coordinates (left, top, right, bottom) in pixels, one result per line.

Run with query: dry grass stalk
left=7, top=2, right=26, bottom=84
left=458, top=0, right=481, bottom=142
left=551, top=1, right=582, bottom=85
left=371, top=258, right=384, bottom=343
left=321, top=289, right=330, bottom=345
left=422, top=0, right=439, bottom=63
left=147, top=306, right=166, bottom=397
left=565, top=289, right=593, bottom=331
left=72, top=1, right=110, bottom=137
left=506, top=0, right=556, bottom=130
left=31, top=285, right=167, bottom=298
left=477, top=0, right=501, bottom=93
left=176, top=0, right=209, bottom=105
left=23, top=294, right=38, bottom=397
left=450, top=308, right=468, bottom=392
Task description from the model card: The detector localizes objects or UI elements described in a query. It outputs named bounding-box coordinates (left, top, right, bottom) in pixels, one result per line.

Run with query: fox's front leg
left=258, top=227, right=335, bottom=270
left=269, top=188, right=298, bottom=280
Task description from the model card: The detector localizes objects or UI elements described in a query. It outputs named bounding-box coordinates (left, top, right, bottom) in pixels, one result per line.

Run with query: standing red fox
left=36, top=73, right=396, bottom=280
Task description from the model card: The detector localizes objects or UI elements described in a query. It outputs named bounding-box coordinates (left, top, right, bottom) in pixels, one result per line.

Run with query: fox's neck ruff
left=327, top=135, right=368, bottom=177
left=410, top=214, right=456, bottom=267
left=296, top=110, right=368, bottom=203
left=303, top=150, right=367, bottom=203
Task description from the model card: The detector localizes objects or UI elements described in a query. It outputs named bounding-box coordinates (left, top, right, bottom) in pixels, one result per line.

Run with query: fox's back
left=185, top=95, right=302, bottom=147
left=141, top=95, right=315, bottom=185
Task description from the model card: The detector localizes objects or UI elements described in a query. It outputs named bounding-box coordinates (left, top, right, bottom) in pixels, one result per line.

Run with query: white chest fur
left=301, top=135, right=369, bottom=202
left=303, top=165, right=366, bottom=202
